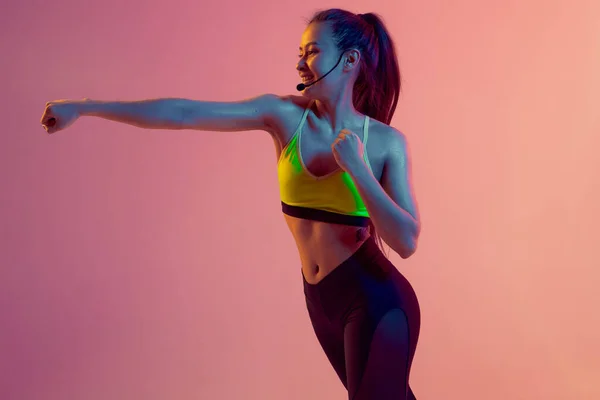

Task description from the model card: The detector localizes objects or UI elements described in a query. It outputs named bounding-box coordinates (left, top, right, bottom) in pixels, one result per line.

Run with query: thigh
left=306, top=303, right=348, bottom=389
left=344, top=308, right=416, bottom=400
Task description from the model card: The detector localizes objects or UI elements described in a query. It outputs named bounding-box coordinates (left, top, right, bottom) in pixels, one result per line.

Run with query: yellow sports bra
left=277, top=100, right=373, bottom=227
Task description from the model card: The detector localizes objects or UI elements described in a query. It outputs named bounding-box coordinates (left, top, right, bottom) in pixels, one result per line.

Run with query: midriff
left=283, top=214, right=371, bottom=284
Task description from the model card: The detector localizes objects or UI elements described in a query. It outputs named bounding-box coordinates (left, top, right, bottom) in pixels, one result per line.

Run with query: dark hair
left=307, top=8, right=401, bottom=257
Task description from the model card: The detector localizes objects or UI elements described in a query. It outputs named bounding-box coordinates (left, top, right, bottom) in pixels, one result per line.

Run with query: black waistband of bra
left=281, top=202, right=370, bottom=227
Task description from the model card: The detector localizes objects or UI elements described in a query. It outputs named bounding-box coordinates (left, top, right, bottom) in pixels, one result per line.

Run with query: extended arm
left=75, top=94, right=284, bottom=132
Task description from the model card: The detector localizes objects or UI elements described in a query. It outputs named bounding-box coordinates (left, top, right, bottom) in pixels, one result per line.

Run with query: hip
left=302, top=236, right=420, bottom=325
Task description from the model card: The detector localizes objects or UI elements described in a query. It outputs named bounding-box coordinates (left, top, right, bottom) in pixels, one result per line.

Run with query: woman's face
left=297, top=22, right=343, bottom=95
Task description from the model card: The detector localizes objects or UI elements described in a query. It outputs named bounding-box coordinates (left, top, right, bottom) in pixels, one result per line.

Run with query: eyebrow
left=299, top=41, right=319, bottom=50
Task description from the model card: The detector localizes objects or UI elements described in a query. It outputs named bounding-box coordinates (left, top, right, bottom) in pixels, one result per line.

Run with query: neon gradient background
left=2, top=0, right=599, bottom=399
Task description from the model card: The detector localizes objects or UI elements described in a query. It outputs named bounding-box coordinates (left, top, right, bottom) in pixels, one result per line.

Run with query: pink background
left=3, top=0, right=600, bottom=399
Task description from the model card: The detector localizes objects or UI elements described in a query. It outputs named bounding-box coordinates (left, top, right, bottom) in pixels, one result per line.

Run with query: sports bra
left=277, top=100, right=373, bottom=227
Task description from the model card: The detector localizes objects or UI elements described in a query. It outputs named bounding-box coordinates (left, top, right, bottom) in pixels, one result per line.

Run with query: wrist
left=347, top=160, right=371, bottom=181
left=76, top=99, right=102, bottom=117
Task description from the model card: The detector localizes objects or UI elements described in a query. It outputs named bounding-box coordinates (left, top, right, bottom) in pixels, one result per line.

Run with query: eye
left=298, top=50, right=317, bottom=58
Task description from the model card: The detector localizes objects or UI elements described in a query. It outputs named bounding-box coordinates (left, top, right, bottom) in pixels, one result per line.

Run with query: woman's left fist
left=331, top=129, right=365, bottom=173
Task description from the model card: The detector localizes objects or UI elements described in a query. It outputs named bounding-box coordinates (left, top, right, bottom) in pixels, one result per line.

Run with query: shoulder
left=255, top=93, right=306, bottom=116
left=263, top=94, right=309, bottom=122
left=262, top=94, right=311, bottom=146
left=279, top=94, right=311, bottom=106
left=266, top=93, right=309, bottom=109
left=276, top=94, right=311, bottom=115
left=369, top=121, right=412, bottom=173
left=369, top=118, right=409, bottom=155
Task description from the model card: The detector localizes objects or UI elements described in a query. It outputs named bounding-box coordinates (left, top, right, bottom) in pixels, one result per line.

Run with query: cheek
left=308, top=57, right=325, bottom=73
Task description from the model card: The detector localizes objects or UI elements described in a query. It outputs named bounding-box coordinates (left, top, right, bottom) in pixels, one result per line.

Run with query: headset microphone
left=296, top=51, right=347, bottom=91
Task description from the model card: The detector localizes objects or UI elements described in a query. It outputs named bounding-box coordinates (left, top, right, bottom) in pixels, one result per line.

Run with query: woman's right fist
left=40, top=99, right=88, bottom=134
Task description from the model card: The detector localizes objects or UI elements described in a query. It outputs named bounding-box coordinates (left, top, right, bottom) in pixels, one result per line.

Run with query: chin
left=301, top=86, right=323, bottom=100
left=300, top=89, right=315, bottom=100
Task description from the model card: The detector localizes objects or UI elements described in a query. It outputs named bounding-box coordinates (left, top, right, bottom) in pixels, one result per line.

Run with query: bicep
left=380, top=130, right=420, bottom=227
left=179, top=93, right=284, bottom=133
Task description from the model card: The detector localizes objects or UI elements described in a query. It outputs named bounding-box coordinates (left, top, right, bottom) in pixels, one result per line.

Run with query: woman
left=41, top=8, right=421, bottom=400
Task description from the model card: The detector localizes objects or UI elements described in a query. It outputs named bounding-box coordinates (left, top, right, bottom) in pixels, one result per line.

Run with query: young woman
left=41, top=8, right=421, bottom=400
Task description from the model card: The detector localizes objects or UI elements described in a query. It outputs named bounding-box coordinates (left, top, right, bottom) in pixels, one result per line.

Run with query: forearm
left=350, top=164, right=419, bottom=258
left=77, top=98, right=190, bottom=130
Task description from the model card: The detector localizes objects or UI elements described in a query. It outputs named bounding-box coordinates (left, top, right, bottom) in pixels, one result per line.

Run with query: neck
left=312, top=88, right=362, bottom=134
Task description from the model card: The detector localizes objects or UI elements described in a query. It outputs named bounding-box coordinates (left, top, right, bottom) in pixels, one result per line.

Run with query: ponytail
left=356, top=12, right=401, bottom=125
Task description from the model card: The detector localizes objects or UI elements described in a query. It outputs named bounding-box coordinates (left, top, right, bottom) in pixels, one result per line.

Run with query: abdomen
left=283, top=215, right=370, bottom=284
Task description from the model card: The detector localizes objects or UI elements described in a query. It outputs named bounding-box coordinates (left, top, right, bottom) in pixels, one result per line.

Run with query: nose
left=296, top=57, right=306, bottom=71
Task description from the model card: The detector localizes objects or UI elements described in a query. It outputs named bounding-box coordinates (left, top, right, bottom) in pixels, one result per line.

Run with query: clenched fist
left=40, top=99, right=88, bottom=134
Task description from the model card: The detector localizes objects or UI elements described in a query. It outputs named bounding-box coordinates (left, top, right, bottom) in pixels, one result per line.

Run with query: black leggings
left=302, top=237, right=421, bottom=400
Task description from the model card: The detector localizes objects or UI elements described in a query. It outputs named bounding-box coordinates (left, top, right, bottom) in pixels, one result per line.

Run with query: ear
left=344, top=48, right=361, bottom=72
